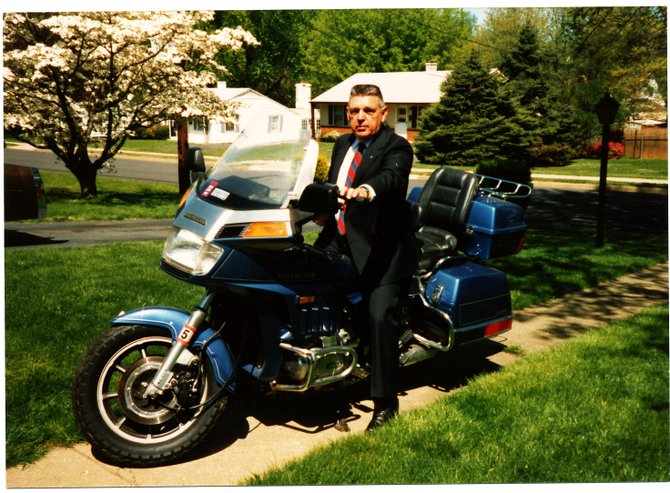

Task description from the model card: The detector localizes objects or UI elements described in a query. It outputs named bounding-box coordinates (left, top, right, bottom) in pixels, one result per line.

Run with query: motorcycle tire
left=72, top=324, right=228, bottom=467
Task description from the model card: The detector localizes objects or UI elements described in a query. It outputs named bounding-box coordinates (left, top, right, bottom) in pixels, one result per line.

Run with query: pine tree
left=415, top=53, right=531, bottom=170
left=499, top=25, right=547, bottom=109
left=498, top=24, right=580, bottom=166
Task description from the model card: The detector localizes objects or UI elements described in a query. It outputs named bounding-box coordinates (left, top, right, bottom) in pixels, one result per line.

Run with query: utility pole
left=594, top=92, right=619, bottom=247
left=176, top=117, right=190, bottom=195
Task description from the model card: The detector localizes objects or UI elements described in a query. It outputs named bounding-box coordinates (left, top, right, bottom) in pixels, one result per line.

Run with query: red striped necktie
left=337, top=143, right=366, bottom=235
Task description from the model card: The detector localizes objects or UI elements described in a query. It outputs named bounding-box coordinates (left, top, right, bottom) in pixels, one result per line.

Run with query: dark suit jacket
left=316, top=125, right=420, bottom=289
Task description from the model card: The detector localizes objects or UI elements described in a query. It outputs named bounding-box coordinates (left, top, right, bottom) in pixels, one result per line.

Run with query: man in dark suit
left=315, top=84, right=419, bottom=431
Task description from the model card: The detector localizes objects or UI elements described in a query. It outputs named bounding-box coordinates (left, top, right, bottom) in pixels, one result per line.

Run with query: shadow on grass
left=4, top=229, right=68, bottom=247
left=489, top=188, right=668, bottom=310
left=172, top=341, right=507, bottom=465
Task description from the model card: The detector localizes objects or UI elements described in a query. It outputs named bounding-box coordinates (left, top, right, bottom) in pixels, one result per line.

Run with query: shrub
left=476, top=158, right=532, bottom=185
left=314, top=155, right=330, bottom=183
left=136, top=124, right=170, bottom=140
left=581, top=141, right=624, bottom=159
left=531, top=142, right=577, bottom=167
left=319, top=130, right=342, bottom=142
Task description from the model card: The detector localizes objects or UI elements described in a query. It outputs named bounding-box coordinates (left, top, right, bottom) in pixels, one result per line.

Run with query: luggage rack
left=475, top=174, right=532, bottom=201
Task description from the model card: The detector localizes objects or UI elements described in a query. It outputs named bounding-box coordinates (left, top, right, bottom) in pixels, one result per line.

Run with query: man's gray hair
left=350, top=84, right=385, bottom=107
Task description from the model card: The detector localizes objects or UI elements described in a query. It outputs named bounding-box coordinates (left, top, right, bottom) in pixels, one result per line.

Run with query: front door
left=395, top=106, right=408, bottom=138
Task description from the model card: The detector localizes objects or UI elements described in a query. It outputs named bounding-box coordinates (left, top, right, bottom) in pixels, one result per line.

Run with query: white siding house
left=169, top=82, right=298, bottom=144
left=311, top=63, right=450, bottom=142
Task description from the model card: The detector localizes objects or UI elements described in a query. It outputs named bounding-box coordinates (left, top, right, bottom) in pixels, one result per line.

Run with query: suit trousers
left=366, top=283, right=403, bottom=399
left=324, top=236, right=406, bottom=399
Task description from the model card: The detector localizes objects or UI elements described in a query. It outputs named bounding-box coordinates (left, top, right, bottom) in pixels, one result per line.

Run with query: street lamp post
left=594, top=92, right=619, bottom=247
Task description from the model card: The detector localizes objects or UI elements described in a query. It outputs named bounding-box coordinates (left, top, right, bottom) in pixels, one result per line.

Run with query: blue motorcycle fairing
left=111, top=307, right=235, bottom=391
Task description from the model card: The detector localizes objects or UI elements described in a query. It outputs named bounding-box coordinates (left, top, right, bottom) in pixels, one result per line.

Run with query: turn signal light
left=241, top=222, right=290, bottom=238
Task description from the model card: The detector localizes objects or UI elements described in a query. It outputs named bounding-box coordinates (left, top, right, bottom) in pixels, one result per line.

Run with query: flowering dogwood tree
left=4, top=11, right=258, bottom=197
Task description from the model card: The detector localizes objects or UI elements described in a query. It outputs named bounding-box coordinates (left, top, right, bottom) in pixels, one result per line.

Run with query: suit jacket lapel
left=352, top=126, right=389, bottom=187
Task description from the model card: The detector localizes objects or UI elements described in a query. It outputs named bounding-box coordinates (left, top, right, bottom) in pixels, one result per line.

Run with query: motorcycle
left=72, top=107, right=531, bottom=467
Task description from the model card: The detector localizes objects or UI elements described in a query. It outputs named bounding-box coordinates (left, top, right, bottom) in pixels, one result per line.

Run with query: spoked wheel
left=72, top=324, right=228, bottom=467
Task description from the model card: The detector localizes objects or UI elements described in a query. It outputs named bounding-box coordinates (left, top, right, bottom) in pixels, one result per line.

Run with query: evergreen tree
left=499, top=24, right=547, bottom=108
left=498, top=24, right=580, bottom=166
left=415, top=53, right=531, bottom=170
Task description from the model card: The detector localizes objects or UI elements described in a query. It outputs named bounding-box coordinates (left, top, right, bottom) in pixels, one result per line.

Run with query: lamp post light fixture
left=594, top=92, right=619, bottom=247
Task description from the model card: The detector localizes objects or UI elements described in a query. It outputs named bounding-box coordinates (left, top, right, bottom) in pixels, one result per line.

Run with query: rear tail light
left=483, top=317, right=513, bottom=337
left=516, top=235, right=526, bottom=253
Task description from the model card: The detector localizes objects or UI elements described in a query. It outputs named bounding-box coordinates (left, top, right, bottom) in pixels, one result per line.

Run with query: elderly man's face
left=347, top=95, right=388, bottom=142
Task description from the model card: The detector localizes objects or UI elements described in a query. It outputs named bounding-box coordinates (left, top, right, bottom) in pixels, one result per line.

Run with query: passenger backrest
left=415, top=167, right=479, bottom=241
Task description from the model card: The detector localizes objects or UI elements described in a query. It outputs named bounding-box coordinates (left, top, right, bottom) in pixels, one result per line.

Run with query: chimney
left=295, top=82, right=312, bottom=117
left=217, top=81, right=227, bottom=89
left=426, top=62, right=438, bottom=72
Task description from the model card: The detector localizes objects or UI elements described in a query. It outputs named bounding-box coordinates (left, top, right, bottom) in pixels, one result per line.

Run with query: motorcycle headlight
left=162, top=227, right=224, bottom=275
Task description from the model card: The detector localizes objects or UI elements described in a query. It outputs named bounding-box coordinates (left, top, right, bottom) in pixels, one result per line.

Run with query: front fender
left=111, top=307, right=235, bottom=391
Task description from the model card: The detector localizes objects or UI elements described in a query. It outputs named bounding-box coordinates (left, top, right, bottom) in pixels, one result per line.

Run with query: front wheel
left=72, top=324, right=227, bottom=467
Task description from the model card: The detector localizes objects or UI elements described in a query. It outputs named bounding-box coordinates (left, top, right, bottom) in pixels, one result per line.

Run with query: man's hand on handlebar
left=341, top=185, right=372, bottom=203
left=312, top=185, right=372, bottom=226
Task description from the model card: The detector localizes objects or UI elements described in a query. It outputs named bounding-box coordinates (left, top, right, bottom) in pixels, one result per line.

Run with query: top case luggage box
left=462, top=194, right=527, bottom=259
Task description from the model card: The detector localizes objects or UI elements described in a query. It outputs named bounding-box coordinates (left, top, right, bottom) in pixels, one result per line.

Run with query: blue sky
left=465, top=8, right=490, bottom=25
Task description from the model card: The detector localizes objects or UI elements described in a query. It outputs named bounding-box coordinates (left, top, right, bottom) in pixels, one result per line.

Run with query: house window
left=410, top=106, right=422, bottom=129
left=193, top=117, right=207, bottom=132
left=221, top=121, right=237, bottom=133
left=328, top=104, right=347, bottom=126
left=268, top=114, right=283, bottom=133
left=397, top=106, right=408, bottom=125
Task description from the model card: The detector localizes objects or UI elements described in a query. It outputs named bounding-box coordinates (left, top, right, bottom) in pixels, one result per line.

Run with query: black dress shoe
left=366, top=400, right=399, bottom=431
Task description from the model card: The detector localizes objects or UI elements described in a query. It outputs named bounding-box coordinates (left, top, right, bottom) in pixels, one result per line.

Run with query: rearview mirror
left=298, top=183, right=340, bottom=216
left=185, top=147, right=206, bottom=173
left=185, top=147, right=206, bottom=183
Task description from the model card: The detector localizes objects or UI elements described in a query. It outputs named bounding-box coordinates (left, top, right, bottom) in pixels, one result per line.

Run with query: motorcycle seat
left=411, top=167, right=479, bottom=273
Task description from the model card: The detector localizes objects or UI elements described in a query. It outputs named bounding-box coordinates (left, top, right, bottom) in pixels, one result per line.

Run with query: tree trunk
left=177, top=117, right=190, bottom=195
left=74, top=167, right=99, bottom=199
left=65, top=152, right=99, bottom=199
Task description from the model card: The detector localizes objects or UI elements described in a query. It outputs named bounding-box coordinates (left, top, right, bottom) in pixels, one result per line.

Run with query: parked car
left=4, top=163, right=47, bottom=221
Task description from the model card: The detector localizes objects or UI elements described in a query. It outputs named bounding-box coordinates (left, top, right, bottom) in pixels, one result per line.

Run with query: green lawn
left=37, top=171, right=182, bottom=221
left=412, top=157, right=668, bottom=181
left=89, top=138, right=230, bottom=159
left=4, top=241, right=203, bottom=466
left=537, top=157, right=668, bottom=180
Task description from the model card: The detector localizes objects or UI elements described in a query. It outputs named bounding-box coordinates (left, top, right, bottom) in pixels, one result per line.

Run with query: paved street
left=4, top=144, right=179, bottom=183
left=3, top=144, right=668, bottom=248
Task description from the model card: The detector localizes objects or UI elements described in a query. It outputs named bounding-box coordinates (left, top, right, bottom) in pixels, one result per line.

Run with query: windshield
left=198, top=108, right=317, bottom=210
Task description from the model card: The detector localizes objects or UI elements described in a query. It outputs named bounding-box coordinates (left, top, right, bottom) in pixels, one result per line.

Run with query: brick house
left=310, top=63, right=449, bottom=142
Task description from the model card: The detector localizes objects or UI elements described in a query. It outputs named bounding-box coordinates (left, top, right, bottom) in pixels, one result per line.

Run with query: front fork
left=143, top=291, right=216, bottom=399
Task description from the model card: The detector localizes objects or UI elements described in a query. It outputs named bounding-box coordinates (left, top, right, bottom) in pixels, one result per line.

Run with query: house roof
left=210, top=86, right=264, bottom=101
left=311, top=70, right=450, bottom=105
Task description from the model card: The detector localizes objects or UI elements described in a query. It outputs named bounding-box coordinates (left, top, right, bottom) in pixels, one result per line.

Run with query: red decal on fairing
left=202, top=181, right=219, bottom=197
